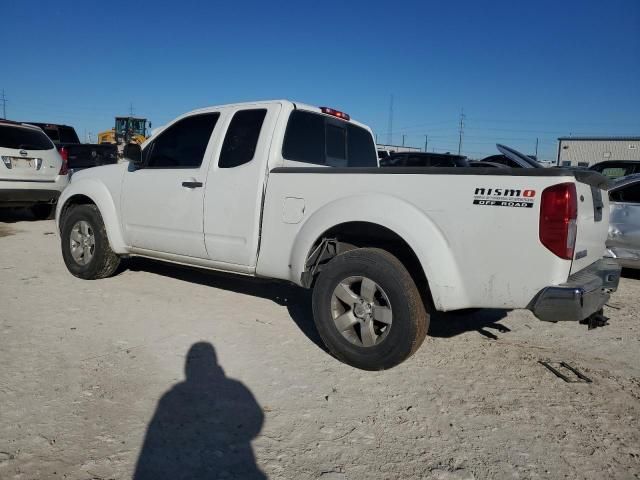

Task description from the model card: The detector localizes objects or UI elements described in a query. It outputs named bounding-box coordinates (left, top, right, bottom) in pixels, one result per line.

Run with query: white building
left=557, top=136, right=640, bottom=167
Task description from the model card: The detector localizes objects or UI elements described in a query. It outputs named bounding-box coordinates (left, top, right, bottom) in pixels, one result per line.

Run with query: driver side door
left=121, top=112, right=220, bottom=259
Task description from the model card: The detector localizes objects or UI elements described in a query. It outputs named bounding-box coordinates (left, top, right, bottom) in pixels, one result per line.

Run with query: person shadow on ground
left=133, top=342, right=266, bottom=480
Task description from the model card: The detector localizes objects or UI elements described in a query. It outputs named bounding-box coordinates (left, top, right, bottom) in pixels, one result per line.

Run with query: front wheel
left=61, top=204, right=120, bottom=279
left=312, top=248, right=429, bottom=370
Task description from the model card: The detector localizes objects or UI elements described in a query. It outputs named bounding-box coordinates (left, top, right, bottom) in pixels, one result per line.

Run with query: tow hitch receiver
left=579, top=309, right=609, bottom=330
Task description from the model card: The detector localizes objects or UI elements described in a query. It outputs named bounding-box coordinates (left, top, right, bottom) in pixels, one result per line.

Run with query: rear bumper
left=529, top=258, right=621, bottom=322
left=0, top=176, right=68, bottom=207
left=0, top=188, right=61, bottom=206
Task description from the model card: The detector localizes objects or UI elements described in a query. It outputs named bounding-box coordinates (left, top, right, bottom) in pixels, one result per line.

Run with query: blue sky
left=2, top=0, right=639, bottom=160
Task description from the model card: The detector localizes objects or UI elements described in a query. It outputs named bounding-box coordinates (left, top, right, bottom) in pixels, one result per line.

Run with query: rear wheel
left=312, top=248, right=429, bottom=370
left=61, top=204, right=120, bottom=279
left=30, top=203, right=54, bottom=220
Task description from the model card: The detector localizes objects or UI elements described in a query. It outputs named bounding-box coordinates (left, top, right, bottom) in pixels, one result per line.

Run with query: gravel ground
left=1, top=210, right=639, bottom=480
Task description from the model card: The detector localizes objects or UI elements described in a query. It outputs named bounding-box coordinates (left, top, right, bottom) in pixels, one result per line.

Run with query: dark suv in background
left=379, top=152, right=469, bottom=167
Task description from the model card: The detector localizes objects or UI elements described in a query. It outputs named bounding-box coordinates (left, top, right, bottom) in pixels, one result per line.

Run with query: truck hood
left=70, top=161, right=129, bottom=183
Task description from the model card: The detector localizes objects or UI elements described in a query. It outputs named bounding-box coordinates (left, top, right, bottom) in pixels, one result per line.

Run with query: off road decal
left=472, top=187, right=536, bottom=208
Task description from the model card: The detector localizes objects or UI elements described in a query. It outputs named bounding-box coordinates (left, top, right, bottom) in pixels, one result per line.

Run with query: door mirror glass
left=124, top=143, right=142, bottom=167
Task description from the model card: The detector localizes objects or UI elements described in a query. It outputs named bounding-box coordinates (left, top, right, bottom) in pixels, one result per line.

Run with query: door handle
left=182, top=181, right=203, bottom=188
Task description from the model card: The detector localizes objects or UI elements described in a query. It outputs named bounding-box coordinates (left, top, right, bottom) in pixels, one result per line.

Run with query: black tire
left=30, top=203, right=54, bottom=220
left=312, top=248, right=429, bottom=370
left=61, top=204, right=120, bottom=279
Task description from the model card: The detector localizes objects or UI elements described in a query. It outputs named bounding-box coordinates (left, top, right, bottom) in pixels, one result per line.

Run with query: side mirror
left=124, top=143, right=143, bottom=167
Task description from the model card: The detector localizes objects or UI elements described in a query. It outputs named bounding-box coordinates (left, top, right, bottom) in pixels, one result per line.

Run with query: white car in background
left=0, top=120, right=69, bottom=219
left=607, top=173, right=640, bottom=269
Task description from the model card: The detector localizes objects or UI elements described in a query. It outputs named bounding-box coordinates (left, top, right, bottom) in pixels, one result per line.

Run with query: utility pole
left=424, top=134, right=428, bottom=152
left=535, top=137, right=539, bottom=159
left=387, top=94, right=394, bottom=145
left=457, top=108, right=465, bottom=156
left=402, top=134, right=405, bottom=147
left=129, top=103, right=135, bottom=116
left=1, top=89, right=7, bottom=119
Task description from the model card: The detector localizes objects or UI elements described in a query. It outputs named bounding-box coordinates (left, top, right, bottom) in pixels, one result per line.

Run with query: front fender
left=55, top=178, right=128, bottom=254
left=289, top=194, right=466, bottom=311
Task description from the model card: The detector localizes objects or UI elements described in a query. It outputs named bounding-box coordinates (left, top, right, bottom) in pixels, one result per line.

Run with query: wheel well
left=60, top=194, right=95, bottom=222
left=304, top=222, right=433, bottom=308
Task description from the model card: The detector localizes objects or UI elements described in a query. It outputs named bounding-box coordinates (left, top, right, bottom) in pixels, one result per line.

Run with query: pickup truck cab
left=56, top=100, right=621, bottom=370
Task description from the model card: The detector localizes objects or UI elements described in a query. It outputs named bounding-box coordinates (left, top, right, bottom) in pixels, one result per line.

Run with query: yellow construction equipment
left=98, top=117, right=150, bottom=155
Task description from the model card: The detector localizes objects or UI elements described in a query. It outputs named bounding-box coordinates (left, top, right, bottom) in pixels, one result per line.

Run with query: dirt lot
left=1, top=211, right=639, bottom=480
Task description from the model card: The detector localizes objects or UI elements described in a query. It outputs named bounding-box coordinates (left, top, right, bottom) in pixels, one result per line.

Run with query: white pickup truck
left=55, top=100, right=621, bottom=370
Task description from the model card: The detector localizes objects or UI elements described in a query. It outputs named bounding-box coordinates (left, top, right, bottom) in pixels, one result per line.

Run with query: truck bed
left=257, top=167, right=610, bottom=312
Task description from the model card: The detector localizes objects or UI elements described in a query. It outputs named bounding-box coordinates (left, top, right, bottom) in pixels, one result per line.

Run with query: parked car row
left=379, top=143, right=543, bottom=169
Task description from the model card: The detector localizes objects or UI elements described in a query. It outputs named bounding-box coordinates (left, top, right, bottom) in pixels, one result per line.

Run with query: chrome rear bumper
left=529, top=258, right=621, bottom=322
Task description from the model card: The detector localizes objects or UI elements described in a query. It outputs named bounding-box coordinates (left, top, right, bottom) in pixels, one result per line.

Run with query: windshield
left=131, top=119, right=146, bottom=135
left=0, top=125, right=54, bottom=150
left=496, top=144, right=543, bottom=168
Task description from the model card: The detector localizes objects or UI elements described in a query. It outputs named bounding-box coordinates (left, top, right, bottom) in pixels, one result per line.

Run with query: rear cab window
left=0, top=124, right=54, bottom=150
left=282, top=110, right=377, bottom=167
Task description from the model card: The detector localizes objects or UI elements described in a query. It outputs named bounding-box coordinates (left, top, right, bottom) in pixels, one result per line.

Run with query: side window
left=601, top=167, right=627, bottom=179
left=610, top=184, right=640, bottom=203
left=381, top=155, right=405, bottom=167
left=282, top=111, right=324, bottom=164
left=348, top=124, right=378, bottom=167
left=430, top=157, right=457, bottom=167
left=146, top=113, right=219, bottom=168
left=282, top=110, right=377, bottom=167
left=405, top=156, right=428, bottom=167
left=219, top=109, right=267, bottom=168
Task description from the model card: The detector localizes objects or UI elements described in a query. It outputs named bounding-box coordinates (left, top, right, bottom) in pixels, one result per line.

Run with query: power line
left=387, top=94, right=393, bottom=145
left=457, top=108, right=465, bottom=155
left=1, top=89, right=7, bottom=119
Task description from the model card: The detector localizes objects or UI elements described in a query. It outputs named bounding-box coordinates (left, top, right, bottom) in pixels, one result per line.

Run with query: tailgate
left=65, top=144, right=118, bottom=170
left=0, top=146, right=61, bottom=182
left=570, top=177, right=610, bottom=274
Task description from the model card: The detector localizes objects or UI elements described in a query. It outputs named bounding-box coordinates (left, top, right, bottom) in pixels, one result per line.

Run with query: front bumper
left=529, top=258, right=621, bottom=322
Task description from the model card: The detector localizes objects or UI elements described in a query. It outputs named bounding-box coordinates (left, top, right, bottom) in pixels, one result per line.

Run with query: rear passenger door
left=203, top=105, right=281, bottom=270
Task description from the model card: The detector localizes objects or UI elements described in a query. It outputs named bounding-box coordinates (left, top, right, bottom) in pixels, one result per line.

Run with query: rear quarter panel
left=571, top=182, right=610, bottom=274
left=258, top=171, right=576, bottom=311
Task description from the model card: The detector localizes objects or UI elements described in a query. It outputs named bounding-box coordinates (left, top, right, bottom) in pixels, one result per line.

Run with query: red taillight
left=539, top=182, right=577, bottom=260
left=58, top=146, right=69, bottom=175
left=320, top=106, right=350, bottom=121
